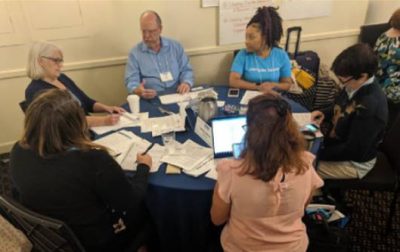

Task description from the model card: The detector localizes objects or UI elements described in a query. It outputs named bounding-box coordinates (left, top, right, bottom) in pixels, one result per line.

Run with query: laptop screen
left=211, top=115, right=247, bottom=158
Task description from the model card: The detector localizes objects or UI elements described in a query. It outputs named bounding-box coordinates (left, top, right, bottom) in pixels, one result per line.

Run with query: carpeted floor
left=1, top=153, right=399, bottom=251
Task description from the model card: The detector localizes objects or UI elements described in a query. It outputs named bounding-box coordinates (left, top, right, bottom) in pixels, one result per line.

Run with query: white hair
left=26, top=41, right=62, bottom=80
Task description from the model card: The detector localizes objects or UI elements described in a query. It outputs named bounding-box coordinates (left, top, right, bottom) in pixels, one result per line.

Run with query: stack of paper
left=161, top=140, right=213, bottom=175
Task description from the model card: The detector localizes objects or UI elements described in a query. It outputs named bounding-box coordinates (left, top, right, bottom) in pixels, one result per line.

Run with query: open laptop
left=211, top=115, right=247, bottom=159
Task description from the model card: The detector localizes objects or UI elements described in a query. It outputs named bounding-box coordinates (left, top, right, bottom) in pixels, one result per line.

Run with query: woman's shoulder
left=216, top=159, right=243, bottom=174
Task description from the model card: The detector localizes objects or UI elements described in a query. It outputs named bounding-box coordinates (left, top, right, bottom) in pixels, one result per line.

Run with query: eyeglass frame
left=337, top=76, right=354, bottom=85
left=41, top=56, right=64, bottom=64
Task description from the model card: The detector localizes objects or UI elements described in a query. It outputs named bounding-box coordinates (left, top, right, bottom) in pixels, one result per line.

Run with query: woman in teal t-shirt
left=229, top=6, right=292, bottom=94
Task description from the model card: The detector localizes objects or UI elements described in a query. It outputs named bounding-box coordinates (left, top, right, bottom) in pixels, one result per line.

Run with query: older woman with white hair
left=25, top=41, right=124, bottom=127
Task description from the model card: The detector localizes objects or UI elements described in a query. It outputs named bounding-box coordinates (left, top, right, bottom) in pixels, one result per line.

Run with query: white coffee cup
left=127, top=95, right=140, bottom=114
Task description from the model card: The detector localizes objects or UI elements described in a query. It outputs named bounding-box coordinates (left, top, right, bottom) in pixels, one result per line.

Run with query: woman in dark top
left=10, top=89, right=153, bottom=251
left=25, top=41, right=124, bottom=127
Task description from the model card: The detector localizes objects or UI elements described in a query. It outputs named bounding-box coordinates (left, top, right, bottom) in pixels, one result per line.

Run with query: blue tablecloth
left=116, top=86, right=317, bottom=251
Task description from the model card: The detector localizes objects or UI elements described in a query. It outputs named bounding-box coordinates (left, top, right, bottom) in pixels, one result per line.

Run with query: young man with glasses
left=311, top=43, right=388, bottom=179
left=124, top=10, right=194, bottom=99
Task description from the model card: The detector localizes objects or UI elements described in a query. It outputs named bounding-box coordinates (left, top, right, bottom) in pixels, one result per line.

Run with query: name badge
left=160, top=71, right=173, bottom=82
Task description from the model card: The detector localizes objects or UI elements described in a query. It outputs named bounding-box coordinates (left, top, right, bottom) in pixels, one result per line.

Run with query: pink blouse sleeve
left=216, top=160, right=233, bottom=204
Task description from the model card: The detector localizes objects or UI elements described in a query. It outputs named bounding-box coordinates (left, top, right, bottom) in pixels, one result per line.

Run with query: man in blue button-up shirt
left=125, top=10, right=194, bottom=99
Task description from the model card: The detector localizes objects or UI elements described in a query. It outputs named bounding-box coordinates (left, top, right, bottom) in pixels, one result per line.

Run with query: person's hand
left=310, top=110, right=324, bottom=125
left=134, top=81, right=157, bottom=99
left=258, top=82, right=279, bottom=95
left=177, top=83, right=191, bottom=94
left=136, top=153, right=152, bottom=168
left=103, top=105, right=125, bottom=114
left=103, top=114, right=120, bottom=125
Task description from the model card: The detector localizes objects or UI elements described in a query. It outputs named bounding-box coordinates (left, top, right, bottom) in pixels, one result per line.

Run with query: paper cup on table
left=127, top=94, right=140, bottom=114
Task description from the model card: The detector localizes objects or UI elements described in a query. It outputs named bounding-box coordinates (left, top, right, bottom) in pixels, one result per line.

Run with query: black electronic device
left=227, top=88, right=240, bottom=98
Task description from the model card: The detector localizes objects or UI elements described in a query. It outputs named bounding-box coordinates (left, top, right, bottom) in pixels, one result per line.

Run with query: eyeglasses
left=338, top=77, right=354, bottom=85
left=141, top=29, right=160, bottom=36
left=41, top=56, right=64, bottom=64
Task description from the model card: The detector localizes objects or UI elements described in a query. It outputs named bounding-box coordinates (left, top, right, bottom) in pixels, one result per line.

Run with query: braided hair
left=247, top=6, right=283, bottom=48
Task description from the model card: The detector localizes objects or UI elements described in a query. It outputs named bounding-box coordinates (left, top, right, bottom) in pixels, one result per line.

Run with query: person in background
left=229, top=6, right=292, bottom=95
left=25, top=41, right=124, bottom=127
left=311, top=44, right=388, bottom=179
left=11, top=89, right=154, bottom=252
left=211, top=94, right=323, bottom=252
left=125, top=10, right=194, bottom=99
left=374, top=8, right=400, bottom=128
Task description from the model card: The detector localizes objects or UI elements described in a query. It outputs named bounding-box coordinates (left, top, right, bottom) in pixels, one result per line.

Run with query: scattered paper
left=184, top=158, right=215, bottom=177
left=159, top=88, right=217, bottom=104
left=91, top=112, right=148, bottom=135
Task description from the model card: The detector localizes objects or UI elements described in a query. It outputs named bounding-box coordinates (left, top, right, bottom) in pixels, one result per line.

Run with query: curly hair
left=247, top=6, right=283, bottom=48
left=239, top=94, right=308, bottom=182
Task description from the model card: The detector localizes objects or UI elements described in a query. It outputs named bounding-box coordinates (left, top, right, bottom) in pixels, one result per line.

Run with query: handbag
left=304, top=210, right=350, bottom=252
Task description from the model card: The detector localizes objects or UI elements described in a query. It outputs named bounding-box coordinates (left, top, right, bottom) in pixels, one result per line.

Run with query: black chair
left=0, top=195, right=86, bottom=252
left=359, top=22, right=391, bottom=48
left=323, top=114, right=400, bottom=234
left=19, top=100, right=28, bottom=113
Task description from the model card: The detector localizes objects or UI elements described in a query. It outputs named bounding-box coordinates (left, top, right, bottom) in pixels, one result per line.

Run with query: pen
left=142, top=143, right=155, bottom=155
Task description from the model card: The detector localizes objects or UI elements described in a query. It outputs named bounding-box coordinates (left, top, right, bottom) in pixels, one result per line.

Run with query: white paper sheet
left=184, top=158, right=216, bottom=177
left=160, top=140, right=213, bottom=171
left=240, top=90, right=262, bottom=105
left=91, top=112, right=148, bottom=135
left=94, top=130, right=136, bottom=156
left=159, top=88, right=217, bottom=104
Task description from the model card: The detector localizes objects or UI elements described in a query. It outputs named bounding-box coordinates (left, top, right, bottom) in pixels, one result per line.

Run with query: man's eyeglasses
left=41, top=56, right=64, bottom=64
left=338, top=77, right=353, bottom=85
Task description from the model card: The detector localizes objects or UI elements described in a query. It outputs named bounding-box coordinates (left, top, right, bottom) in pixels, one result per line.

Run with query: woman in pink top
left=211, top=94, right=323, bottom=252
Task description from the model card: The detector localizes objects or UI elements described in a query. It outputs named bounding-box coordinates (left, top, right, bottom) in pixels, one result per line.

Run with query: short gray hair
left=140, top=10, right=162, bottom=27
left=26, top=41, right=62, bottom=80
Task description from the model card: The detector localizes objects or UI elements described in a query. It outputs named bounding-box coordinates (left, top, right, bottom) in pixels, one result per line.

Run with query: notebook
left=211, top=115, right=247, bottom=158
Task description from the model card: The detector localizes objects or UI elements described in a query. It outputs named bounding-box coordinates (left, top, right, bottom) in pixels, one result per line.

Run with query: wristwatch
left=255, top=82, right=261, bottom=86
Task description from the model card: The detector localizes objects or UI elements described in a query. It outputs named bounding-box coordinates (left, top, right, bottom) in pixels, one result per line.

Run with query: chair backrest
left=0, top=195, right=86, bottom=252
left=19, top=100, right=28, bottom=113
left=381, top=114, right=400, bottom=173
left=359, top=23, right=391, bottom=48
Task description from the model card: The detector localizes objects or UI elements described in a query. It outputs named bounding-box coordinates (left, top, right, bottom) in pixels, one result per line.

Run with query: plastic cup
left=127, top=95, right=140, bottom=114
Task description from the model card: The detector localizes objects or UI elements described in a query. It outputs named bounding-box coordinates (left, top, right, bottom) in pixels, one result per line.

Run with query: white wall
left=365, top=0, right=400, bottom=25
left=0, top=0, right=383, bottom=153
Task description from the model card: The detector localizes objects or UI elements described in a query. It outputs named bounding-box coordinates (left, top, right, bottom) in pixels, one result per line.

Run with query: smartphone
left=304, top=123, right=319, bottom=132
left=228, top=88, right=240, bottom=98
left=232, top=142, right=244, bottom=159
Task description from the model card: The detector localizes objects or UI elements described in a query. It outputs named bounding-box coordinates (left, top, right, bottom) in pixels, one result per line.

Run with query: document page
left=292, top=113, right=312, bottom=127
left=93, top=130, right=136, bottom=156
left=240, top=90, right=262, bottom=105
left=91, top=112, right=148, bottom=135
left=161, top=140, right=213, bottom=171
left=159, top=88, right=217, bottom=104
